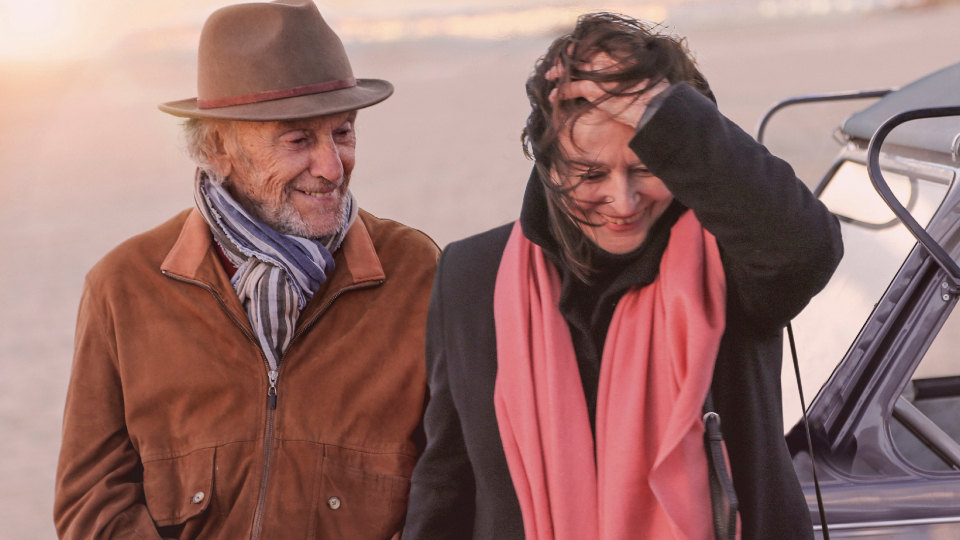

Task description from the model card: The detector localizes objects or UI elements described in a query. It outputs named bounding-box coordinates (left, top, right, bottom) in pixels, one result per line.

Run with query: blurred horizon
left=0, top=0, right=937, bottom=63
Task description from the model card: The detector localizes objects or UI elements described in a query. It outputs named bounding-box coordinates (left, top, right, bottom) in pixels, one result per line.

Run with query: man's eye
left=632, top=167, right=653, bottom=177
left=579, top=171, right=605, bottom=182
left=282, top=133, right=310, bottom=145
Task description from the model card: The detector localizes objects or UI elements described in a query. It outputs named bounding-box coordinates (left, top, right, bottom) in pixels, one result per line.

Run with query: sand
left=2, top=4, right=959, bottom=538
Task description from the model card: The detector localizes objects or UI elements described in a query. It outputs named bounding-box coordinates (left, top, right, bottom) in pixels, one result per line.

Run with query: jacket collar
left=161, top=208, right=386, bottom=333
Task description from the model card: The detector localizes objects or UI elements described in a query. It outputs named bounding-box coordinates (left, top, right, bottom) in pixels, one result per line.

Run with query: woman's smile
left=597, top=209, right=644, bottom=228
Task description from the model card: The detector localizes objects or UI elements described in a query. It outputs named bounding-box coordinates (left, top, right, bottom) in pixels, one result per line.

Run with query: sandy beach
left=2, top=3, right=959, bottom=537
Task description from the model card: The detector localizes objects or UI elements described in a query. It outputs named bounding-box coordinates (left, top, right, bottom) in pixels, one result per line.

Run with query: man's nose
left=309, top=139, right=344, bottom=181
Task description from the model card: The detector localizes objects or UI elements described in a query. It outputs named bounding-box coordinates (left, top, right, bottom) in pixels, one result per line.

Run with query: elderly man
left=53, top=1, right=437, bottom=538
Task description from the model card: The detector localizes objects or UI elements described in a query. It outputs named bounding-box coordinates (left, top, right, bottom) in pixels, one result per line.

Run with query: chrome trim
left=814, top=515, right=960, bottom=531
left=884, top=157, right=956, bottom=185
left=838, top=147, right=956, bottom=185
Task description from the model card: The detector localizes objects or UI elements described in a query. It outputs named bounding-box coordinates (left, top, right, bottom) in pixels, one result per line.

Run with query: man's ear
left=207, top=122, right=233, bottom=179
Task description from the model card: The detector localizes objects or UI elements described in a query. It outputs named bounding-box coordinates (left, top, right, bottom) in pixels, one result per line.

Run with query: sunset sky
left=0, top=0, right=903, bottom=62
left=1, top=0, right=221, bottom=60
left=0, top=0, right=657, bottom=61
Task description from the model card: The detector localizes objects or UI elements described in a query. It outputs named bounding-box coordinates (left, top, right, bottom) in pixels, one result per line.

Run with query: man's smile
left=296, top=188, right=338, bottom=199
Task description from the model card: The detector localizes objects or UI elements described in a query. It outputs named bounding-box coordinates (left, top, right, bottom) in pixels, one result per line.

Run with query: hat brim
left=158, top=78, right=393, bottom=121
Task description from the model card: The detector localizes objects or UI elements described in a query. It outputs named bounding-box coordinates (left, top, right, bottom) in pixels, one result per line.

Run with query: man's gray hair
left=182, top=118, right=228, bottom=185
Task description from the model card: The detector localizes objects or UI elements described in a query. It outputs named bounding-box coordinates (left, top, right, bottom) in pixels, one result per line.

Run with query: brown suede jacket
left=54, top=208, right=439, bottom=540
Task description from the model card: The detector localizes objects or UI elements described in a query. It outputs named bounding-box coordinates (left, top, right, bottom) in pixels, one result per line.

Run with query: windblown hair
left=521, top=12, right=714, bottom=281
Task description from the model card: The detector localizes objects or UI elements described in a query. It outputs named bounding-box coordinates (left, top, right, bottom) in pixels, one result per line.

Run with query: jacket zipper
left=161, top=272, right=276, bottom=540
left=250, top=368, right=278, bottom=540
left=163, top=271, right=382, bottom=540
left=249, top=280, right=381, bottom=540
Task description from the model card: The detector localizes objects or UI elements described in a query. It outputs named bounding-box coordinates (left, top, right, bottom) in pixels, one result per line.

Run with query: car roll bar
left=892, top=396, right=960, bottom=470
left=867, top=106, right=960, bottom=284
left=755, top=89, right=895, bottom=145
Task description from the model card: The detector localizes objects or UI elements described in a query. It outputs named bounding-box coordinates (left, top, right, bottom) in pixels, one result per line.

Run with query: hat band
left=197, top=77, right=357, bottom=109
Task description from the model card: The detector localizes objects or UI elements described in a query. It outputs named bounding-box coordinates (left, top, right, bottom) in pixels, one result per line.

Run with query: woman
left=405, top=13, right=841, bottom=540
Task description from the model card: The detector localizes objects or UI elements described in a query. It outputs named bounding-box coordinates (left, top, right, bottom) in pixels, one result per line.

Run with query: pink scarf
left=493, top=211, right=732, bottom=540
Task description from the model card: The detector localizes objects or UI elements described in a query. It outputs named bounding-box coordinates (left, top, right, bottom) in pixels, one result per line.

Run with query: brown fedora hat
left=159, top=0, right=392, bottom=121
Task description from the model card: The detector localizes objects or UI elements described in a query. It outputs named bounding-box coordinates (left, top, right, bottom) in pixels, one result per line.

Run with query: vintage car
left=762, top=62, right=960, bottom=538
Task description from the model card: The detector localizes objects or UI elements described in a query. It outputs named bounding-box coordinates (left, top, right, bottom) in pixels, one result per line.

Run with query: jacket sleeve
left=630, top=83, right=843, bottom=329
left=54, top=281, right=163, bottom=540
left=404, top=250, right=477, bottom=539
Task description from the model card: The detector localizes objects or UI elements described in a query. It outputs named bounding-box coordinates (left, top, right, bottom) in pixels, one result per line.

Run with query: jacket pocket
left=142, top=446, right=216, bottom=528
left=314, top=457, right=411, bottom=540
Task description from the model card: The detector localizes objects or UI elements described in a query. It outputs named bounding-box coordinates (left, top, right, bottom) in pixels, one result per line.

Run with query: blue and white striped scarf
left=194, top=171, right=358, bottom=371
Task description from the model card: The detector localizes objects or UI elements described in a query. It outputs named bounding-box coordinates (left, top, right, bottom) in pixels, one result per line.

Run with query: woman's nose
left=599, top=173, right=639, bottom=214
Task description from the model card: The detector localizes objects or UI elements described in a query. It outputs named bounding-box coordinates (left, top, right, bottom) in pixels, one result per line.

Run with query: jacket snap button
left=327, top=496, right=341, bottom=510
left=191, top=492, right=205, bottom=504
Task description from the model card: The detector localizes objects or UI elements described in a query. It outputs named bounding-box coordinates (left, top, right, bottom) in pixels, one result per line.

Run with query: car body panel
left=767, top=61, right=960, bottom=537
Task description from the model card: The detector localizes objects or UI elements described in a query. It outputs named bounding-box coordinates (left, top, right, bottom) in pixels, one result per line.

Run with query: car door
left=787, top=134, right=960, bottom=539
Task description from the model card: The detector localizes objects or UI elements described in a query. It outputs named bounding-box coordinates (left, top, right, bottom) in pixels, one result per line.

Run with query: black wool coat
left=405, top=83, right=843, bottom=540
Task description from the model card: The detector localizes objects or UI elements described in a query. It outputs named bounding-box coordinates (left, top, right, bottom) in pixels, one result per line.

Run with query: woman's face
left=555, top=108, right=674, bottom=254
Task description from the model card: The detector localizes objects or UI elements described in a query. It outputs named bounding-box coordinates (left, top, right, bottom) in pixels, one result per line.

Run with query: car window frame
left=796, top=142, right=960, bottom=529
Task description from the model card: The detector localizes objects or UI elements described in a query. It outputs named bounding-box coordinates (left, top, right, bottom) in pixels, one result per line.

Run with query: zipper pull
left=267, top=370, right=278, bottom=409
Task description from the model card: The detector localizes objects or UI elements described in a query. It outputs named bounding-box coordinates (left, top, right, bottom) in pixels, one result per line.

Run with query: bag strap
left=702, top=390, right=738, bottom=540
left=702, top=322, right=831, bottom=540
left=787, top=322, right=830, bottom=539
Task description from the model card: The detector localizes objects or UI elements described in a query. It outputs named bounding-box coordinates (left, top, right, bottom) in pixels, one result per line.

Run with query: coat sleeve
left=404, top=250, right=477, bottom=539
left=630, top=83, right=843, bottom=329
left=54, top=281, right=163, bottom=540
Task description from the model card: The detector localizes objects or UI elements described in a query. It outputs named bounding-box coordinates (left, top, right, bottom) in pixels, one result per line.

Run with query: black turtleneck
left=519, top=170, right=686, bottom=433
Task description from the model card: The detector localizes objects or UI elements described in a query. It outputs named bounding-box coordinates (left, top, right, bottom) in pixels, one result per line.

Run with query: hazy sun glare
left=7, top=0, right=60, bottom=33
left=0, top=0, right=227, bottom=61
left=0, top=0, right=924, bottom=62
left=0, top=0, right=665, bottom=62
left=0, top=0, right=76, bottom=59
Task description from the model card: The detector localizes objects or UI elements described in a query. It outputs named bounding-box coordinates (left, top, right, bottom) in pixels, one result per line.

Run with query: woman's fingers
left=545, top=64, right=564, bottom=82
left=550, top=79, right=609, bottom=104
left=544, top=52, right=673, bottom=129
left=583, top=52, right=620, bottom=73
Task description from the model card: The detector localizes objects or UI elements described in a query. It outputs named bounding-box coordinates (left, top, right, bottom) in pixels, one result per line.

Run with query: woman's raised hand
left=546, top=52, right=670, bottom=130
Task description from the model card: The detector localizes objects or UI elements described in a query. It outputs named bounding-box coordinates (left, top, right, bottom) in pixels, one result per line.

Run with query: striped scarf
left=193, top=170, right=358, bottom=371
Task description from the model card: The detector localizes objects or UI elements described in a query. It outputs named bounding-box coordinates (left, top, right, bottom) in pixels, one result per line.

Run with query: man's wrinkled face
left=213, top=111, right=357, bottom=239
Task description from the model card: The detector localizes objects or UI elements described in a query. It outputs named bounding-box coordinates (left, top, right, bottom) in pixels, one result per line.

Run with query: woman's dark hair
left=521, top=12, right=714, bottom=281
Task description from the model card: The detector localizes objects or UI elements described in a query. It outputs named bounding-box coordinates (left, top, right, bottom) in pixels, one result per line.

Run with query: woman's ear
left=206, top=122, right=233, bottom=179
